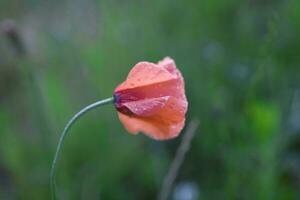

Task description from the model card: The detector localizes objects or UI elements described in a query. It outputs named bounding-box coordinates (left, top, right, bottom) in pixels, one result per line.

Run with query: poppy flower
left=114, top=57, right=188, bottom=140
left=50, top=57, right=188, bottom=199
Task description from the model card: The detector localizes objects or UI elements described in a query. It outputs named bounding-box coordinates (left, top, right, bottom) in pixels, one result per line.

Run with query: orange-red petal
left=115, top=61, right=176, bottom=92
left=118, top=96, right=186, bottom=140
left=122, top=96, right=170, bottom=117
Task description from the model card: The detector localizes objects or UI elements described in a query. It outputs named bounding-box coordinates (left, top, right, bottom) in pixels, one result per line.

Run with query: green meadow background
left=1, top=0, right=300, bottom=199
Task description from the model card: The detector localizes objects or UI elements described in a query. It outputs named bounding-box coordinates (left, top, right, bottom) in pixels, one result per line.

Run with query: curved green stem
left=50, top=97, right=114, bottom=200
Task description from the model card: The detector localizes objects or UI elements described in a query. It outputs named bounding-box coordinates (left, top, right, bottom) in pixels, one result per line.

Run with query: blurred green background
left=1, top=0, right=300, bottom=199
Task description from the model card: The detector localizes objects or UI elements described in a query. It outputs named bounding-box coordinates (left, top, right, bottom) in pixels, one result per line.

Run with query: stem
left=158, top=119, right=200, bottom=200
left=50, top=97, right=114, bottom=200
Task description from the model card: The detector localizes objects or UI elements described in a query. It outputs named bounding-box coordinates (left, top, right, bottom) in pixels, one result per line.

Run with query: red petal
left=118, top=97, right=187, bottom=140
left=115, top=61, right=176, bottom=92
left=123, top=96, right=170, bottom=117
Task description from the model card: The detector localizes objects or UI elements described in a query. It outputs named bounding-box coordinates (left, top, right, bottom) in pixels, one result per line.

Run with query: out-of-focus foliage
left=0, top=0, right=300, bottom=199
